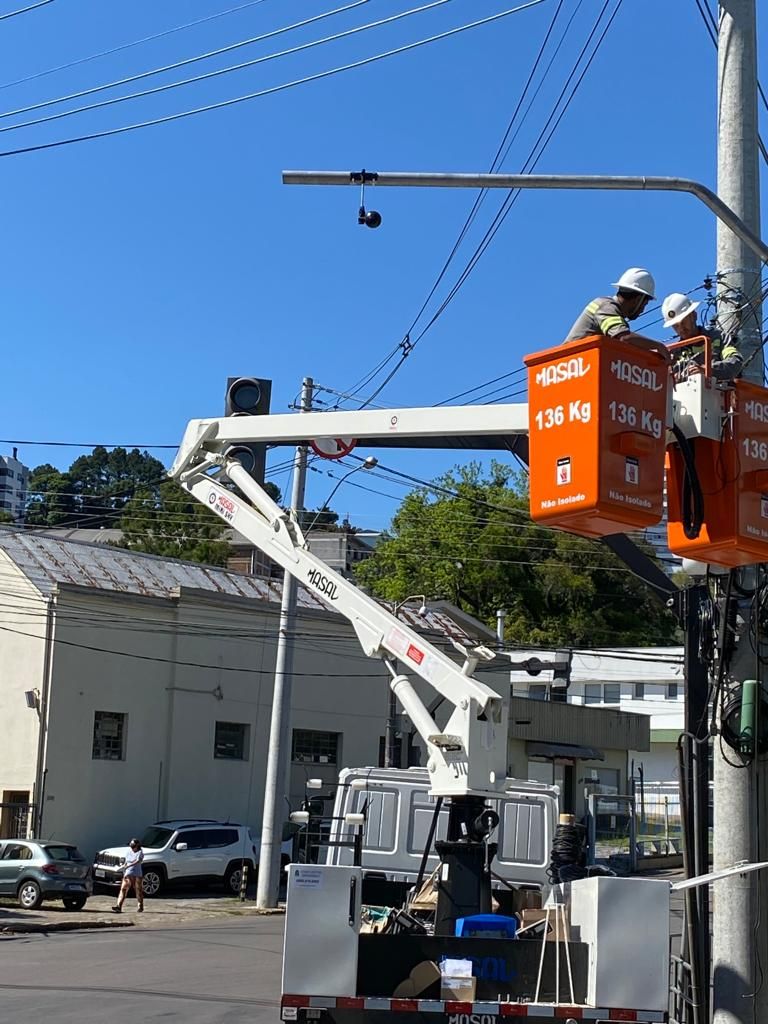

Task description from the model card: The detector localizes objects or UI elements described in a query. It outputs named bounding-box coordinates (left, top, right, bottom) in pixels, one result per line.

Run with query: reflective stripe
left=586, top=301, right=600, bottom=313
left=721, top=344, right=741, bottom=360
left=281, top=996, right=667, bottom=1020
left=599, top=315, right=628, bottom=333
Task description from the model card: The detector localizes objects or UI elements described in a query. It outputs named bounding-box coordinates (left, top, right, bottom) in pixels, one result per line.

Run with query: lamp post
left=304, top=456, right=378, bottom=535
left=386, top=595, right=428, bottom=768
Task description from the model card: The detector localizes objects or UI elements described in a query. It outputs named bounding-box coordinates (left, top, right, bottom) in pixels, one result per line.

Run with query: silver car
left=0, top=839, right=93, bottom=910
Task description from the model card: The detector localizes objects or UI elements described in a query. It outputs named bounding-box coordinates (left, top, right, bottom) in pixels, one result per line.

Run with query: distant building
left=226, top=528, right=381, bottom=579
left=506, top=646, right=684, bottom=788
left=0, top=449, right=29, bottom=521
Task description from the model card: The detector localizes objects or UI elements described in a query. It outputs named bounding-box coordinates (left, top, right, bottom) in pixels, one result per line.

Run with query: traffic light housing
left=224, top=377, right=272, bottom=484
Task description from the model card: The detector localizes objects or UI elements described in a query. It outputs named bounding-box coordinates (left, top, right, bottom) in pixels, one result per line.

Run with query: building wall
left=0, top=453, right=29, bottom=521
left=37, top=587, right=396, bottom=858
left=0, top=556, right=47, bottom=804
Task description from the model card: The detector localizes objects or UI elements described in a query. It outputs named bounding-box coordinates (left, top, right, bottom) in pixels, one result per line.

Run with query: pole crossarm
left=282, top=170, right=768, bottom=265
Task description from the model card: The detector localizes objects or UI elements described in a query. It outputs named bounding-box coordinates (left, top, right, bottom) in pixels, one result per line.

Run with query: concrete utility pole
left=713, top=3, right=763, bottom=1023
left=256, top=377, right=314, bottom=909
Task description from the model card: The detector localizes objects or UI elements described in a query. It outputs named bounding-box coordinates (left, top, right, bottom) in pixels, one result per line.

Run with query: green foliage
left=26, top=447, right=166, bottom=527
left=0, top=510, right=14, bottom=525
left=297, top=505, right=339, bottom=531
left=355, top=462, right=678, bottom=647
left=116, top=481, right=231, bottom=565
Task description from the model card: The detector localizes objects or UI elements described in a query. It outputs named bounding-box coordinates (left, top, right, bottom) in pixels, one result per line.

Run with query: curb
left=1, top=919, right=135, bottom=934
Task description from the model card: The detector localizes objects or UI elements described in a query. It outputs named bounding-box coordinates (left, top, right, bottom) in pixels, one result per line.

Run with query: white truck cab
left=325, top=767, right=558, bottom=908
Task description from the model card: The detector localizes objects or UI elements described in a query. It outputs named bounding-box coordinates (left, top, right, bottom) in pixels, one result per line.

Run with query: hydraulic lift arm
left=170, top=405, right=536, bottom=800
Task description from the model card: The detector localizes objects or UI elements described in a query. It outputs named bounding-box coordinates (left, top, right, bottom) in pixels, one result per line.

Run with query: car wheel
left=18, top=880, right=43, bottom=910
left=62, top=897, right=87, bottom=911
left=141, top=868, right=163, bottom=897
left=224, top=861, right=252, bottom=895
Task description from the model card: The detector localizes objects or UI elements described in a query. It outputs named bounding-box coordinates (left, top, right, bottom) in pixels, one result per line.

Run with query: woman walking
left=113, top=838, right=144, bottom=913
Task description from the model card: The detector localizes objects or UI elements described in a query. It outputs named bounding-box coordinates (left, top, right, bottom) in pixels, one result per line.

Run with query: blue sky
left=0, top=0, right=764, bottom=528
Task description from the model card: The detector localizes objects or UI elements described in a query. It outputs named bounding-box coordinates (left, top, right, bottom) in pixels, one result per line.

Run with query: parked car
left=0, top=839, right=92, bottom=910
left=93, top=819, right=293, bottom=897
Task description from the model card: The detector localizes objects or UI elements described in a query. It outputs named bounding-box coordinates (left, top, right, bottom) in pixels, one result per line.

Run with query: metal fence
left=586, top=793, right=637, bottom=874
left=634, top=781, right=683, bottom=857
left=0, top=801, right=33, bottom=840
left=632, top=780, right=713, bottom=858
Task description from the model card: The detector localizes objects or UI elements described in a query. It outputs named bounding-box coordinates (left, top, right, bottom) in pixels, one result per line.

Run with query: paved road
left=0, top=916, right=284, bottom=1024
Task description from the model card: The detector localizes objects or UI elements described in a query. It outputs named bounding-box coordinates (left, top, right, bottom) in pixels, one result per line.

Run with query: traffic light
left=224, top=377, right=272, bottom=484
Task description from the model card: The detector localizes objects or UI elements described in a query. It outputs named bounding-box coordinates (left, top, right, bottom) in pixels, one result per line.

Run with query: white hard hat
left=661, top=292, right=700, bottom=329
left=611, top=267, right=656, bottom=299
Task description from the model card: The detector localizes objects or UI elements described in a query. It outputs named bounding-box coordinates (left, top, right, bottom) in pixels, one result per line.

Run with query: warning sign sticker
left=625, top=457, right=639, bottom=486
left=556, top=457, right=572, bottom=486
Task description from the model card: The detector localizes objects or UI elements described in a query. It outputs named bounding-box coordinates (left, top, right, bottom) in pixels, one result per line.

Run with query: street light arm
left=281, top=171, right=768, bottom=265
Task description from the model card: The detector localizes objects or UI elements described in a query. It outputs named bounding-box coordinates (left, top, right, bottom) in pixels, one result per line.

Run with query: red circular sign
left=310, top=437, right=357, bottom=460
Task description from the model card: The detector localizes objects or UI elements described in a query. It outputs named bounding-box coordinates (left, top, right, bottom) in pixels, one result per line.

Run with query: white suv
left=93, top=819, right=291, bottom=897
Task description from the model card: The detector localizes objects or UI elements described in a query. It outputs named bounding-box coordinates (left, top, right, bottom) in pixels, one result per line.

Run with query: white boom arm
left=170, top=404, right=530, bottom=799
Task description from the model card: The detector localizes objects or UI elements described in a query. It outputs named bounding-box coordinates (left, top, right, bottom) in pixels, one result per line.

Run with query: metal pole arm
left=173, top=457, right=513, bottom=798
left=282, top=170, right=768, bottom=265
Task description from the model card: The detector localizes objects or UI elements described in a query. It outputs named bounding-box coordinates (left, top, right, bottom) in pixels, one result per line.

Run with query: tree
left=117, top=481, right=232, bottom=565
left=296, top=505, right=340, bottom=531
left=355, top=462, right=678, bottom=647
left=26, top=448, right=166, bottom=528
left=0, top=510, right=14, bottom=525
left=117, top=478, right=281, bottom=565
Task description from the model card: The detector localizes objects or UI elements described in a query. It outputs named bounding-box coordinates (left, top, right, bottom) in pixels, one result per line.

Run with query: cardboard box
left=440, top=978, right=477, bottom=1002
left=440, top=958, right=476, bottom=1002
left=518, top=909, right=569, bottom=942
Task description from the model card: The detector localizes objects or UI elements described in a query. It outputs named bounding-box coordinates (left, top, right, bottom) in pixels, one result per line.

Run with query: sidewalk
left=0, top=892, right=285, bottom=935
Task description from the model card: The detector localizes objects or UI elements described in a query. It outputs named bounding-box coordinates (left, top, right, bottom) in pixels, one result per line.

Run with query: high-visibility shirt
left=674, top=327, right=743, bottom=381
left=563, top=297, right=629, bottom=344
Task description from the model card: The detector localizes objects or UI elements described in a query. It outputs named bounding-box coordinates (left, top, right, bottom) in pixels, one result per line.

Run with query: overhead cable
left=0, top=0, right=272, bottom=92
left=0, top=0, right=377, bottom=126
left=0, top=0, right=548, bottom=158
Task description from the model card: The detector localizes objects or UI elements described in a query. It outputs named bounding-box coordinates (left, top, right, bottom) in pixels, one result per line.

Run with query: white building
left=0, top=448, right=29, bottom=521
left=0, top=532, right=650, bottom=855
left=507, top=647, right=684, bottom=786
left=0, top=531, right=510, bottom=857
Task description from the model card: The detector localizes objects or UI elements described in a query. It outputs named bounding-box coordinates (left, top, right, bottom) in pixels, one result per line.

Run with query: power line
left=0, top=0, right=385, bottom=131
left=400, top=0, right=571, bottom=344
left=405, top=0, right=623, bottom=352
left=0, top=0, right=55, bottom=21
left=0, top=1, right=272, bottom=93
left=340, top=0, right=582, bottom=410
left=342, top=0, right=622, bottom=409
left=691, top=0, right=768, bottom=165
left=0, top=437, right=177, bottom=449
left=0, top=0, right=549, bottom=159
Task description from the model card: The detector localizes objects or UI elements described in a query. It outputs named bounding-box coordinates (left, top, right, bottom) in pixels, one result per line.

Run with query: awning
left=526, top=741, right=605, bottom=762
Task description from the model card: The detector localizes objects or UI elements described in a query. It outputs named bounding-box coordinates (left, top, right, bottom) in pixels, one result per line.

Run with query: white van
left=325, top=767, right=558, bottom=909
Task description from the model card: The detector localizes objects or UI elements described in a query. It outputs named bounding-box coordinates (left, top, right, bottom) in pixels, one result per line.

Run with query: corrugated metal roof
left=0, top=529, right=328, bottom=609
left=0, top=530, right=474, bottom=643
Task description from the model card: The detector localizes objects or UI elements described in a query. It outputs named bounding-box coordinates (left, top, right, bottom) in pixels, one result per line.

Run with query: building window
left=635, top=682, right=645, bottom=699
left=584, top=684, right=602, bottom=705
left=603, top=684, right=621, bottom=704
left=214, top=721, right=250, bottom=760
left=669, top=683, right=679, bottom=700
left=92, top=711, right=126, bottom=760
left=292, top=729, right=339, bottom=765
left=529, top=684, right=548, bottom=701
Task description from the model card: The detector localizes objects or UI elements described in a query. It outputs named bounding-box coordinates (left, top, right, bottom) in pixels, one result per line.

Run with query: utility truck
left=169, top=364, right=679, bottom=1023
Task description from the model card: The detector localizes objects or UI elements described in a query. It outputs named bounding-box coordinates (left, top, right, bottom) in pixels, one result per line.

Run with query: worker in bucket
left=564, top=267, right=671, bottom=362
left=661, top=292, right=743, bottom=381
